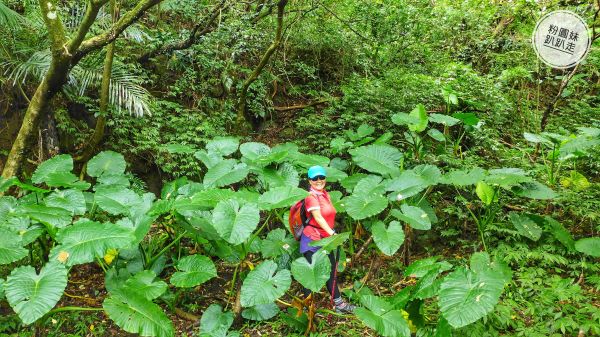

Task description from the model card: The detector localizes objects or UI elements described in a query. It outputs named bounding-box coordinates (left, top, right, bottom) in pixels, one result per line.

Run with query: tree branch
left=235, top=0, right=288, bottom=130
left=38, top=0, right=68, bottom=53
left=321, top=3, right=369, bottom=41
left=67, top=0, right=110, bottom=53
left=273, top=99, right=329, bottom=112
left=74, top=0, right=163, bottom=61
left=139, top=0, right=228, bottom=62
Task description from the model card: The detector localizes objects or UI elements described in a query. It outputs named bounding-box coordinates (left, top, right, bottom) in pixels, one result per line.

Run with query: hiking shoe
left=335, top=301, right=356, bottom=314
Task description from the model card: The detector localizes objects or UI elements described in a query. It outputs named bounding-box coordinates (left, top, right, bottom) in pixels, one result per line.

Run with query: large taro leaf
left=18, top=204, right=72, bottom=229
left=385, top=171, right=427, bottom=200
left=511, top=181, right=557, bottom=200
left=508, top=212, right=542, bottom=241
left=385, top=165, right=440, bottom=200
left=240, top=260, right=291, bottom=307
left=544, top=216, right=576, bottom=251
left=340, top=173, right=369, bottom=192
left=206, top=137, right=239, bottom=156
left=575, top=237, right=600, bottom=257
left=0, top=228, right=27, bottom=264
left=404, top=257, right=452, bottom=278
left=258, top=186, right=309, bottom=211
left=291, top=250, right=331, bottom=292
left=103, top=290, right=174, bottom=337
left=50, top=219, right=135, bottom=266
left=170, top=255, right=217, bottom=288
left=429, top=113, right=460, bottom=126
left=408, top=104, right=428, bottom=132
left=122, top=270, right=167, bottom=301
left=87, top=151, right=127, bottom=178
left=413, top=265, right=443, bottom=300
left=260, top=229, right=297, bottom=259
left=343, top=176, right=388, bottom=220
left=0, top=196, right=18, bottom=222
left=0, top=278, right=4, bottom=300
left=31, top=154, right=73, bottom=184
left=452, top=112, right=479, bottom=126
left=0, top=176, right=18, bottom=193
left=203, top=159, right=249, bottom=188
left=5, top=262, right=68, bottom=324
left=309, top=232, right=350, bottom=252
left=440, top=167, right=486, bottom=186
left=349, top=144, right=402, bottom=176
left=355, top=294, right=411, bottom=337
left=485, top=168, right=532, bottom=187
left=194, top=150, right=223, bottom=169
left=242, top=303, right=280, bottom=321
left=257, top=163, right=299, bottom=189
left=212, top=200, right=260, bottom=245
left=42, top=171, right=91, bottom=190
left=199, top=304, right=237, bottom=337
left=94, top=185, right=142, bottom=216
left=372, top=220, right=405, bottom=256
left=44, top=189, right=86, bottom=215
left=240, top=142, right=285, bottom=166
left=392, top=204, right=431, bottom=230
left=475, top=181, right=496, bottom=205
left=188, top=189, right=236, bottom=209
left=290, top=152, right=330, bottom=169
left=439, top=253, right=510, bottom=328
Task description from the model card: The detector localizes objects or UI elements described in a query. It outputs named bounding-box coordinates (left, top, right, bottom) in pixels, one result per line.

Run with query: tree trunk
left=76, top=0, right=117, bottom=163
left=235, top=0, right=288, bottom=132
left=1, top=58, right=70, bottom=179
left=1, top=0, right=163, bottom=179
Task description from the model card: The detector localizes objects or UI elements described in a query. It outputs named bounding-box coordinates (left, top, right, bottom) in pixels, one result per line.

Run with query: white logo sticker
left=532, top=10, right=591, bottom=69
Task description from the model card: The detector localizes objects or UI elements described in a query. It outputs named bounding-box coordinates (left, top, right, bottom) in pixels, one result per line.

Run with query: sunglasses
left=310, top=175, right=326, bottom=181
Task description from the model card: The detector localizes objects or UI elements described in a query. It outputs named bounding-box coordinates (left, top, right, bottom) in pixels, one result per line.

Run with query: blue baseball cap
left=307, top=165, right=327, bottom=179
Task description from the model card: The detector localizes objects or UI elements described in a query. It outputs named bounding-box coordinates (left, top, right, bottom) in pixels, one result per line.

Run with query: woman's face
left=309, top=176, right=326, bottom=191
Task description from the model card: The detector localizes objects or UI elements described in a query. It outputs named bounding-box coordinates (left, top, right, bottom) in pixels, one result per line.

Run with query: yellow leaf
left=104, top=248, right=118, bottom=265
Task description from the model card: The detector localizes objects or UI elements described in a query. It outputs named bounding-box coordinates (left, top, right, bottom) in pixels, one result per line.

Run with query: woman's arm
left=310, top=209, right=335, bottom=236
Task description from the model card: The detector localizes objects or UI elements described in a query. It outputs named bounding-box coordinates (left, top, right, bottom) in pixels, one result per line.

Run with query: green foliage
left=5, top=262, right=68, bottom=325
left=439, top=253, right=511, bottom=328
left=240, top=260, right=291, bottom=307
left=170, top=255, right=217, bottom=288
left=291, top=250, right=330, bottom=292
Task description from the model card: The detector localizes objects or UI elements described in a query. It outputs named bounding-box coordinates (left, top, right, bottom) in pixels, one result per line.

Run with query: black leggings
left=302, top=250, right=341, bottom=299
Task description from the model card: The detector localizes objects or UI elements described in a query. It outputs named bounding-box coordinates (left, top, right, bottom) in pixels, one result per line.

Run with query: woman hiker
left=300, top=165, right=356, bottom=314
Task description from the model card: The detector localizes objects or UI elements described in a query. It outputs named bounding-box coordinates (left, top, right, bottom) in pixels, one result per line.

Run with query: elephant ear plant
left=1, top=115, right=596, bottom=336
left=0, top=151, right=178, bottom=335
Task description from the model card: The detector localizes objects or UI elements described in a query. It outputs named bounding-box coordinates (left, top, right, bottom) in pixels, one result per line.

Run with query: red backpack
left=289, top=198, right=313, bottom=240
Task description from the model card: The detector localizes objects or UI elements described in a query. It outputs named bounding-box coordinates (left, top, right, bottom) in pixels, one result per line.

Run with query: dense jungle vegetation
left=0, top=0, right=599, bottom=336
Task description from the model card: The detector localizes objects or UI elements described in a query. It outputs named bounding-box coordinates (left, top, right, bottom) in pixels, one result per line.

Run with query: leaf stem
left=46, top=306, right=104, bottom=315
left=147, top=231, right=186, bottom=267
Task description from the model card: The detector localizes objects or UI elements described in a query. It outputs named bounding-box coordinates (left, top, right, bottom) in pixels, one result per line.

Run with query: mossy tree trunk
left=1, top=0, right=163, bottom=180
left=75, top=0, right=117, bottom=163
left=235, top=0, right=288, bottom=133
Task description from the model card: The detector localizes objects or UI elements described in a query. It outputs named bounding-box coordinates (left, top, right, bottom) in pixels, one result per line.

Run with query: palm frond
left=69, top=60, right=153, bottom=117
left=109, top=69, right=152, bottom=117
left=61, top=2, right=89, bottom=32
left=0, top=2, right=24, bottom=29
left=123, top=24, right=152, bottom=43
left=2, top=50, right=51, bottom=85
